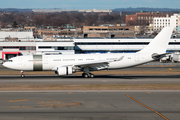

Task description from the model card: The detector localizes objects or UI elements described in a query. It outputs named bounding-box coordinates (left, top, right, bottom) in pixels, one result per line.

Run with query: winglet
left=114, top=56, right=124, bottom=61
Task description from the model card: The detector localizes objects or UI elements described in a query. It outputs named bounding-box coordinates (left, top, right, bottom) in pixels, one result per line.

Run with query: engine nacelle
left=56, top=66, right=75, bottom=76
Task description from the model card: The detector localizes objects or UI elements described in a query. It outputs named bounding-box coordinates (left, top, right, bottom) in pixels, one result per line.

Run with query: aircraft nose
left=3, top=62, right=9, bottom=68
left=3, top=62, right=7, bottom=67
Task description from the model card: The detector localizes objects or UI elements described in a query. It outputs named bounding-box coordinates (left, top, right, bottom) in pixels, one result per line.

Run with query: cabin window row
left=54, top=59, right=95, bottom=61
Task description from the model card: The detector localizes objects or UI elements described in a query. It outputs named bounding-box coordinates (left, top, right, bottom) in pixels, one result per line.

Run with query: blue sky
left=1, top=0, right=180, bottom=9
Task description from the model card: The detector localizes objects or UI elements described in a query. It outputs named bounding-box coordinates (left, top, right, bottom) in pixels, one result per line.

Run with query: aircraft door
left=135, top=54, right=139, bottom=62
left=44, top=56, right=48, bottom=64
left=33, top=55, right=42, bottom=71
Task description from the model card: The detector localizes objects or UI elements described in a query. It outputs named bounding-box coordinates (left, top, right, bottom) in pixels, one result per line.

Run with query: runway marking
left=77, top=103, right=81, bottom=105
left=168, top=68, right=172, bottom=70
left=37, top=101, right=61, bottom=104
left=8, top=99, right=28, bottom=102
left=38, top=104, right=64, bottom=107
left=126, top=94, right=169, bottom=120
left=11, top=106, right=31, bottom=108
left=38, top=102, right=81, bottom=107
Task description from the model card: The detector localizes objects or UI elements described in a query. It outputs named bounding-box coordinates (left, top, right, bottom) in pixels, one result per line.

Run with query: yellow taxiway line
left=126, top=94, right=169, bottom=120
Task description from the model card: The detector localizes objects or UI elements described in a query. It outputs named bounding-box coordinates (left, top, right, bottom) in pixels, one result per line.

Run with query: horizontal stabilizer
left=152, top=53, right=172, bottom=60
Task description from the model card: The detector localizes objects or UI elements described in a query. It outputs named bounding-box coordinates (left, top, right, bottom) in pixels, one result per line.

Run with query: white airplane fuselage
left=3, top=53, right=152, bottom=71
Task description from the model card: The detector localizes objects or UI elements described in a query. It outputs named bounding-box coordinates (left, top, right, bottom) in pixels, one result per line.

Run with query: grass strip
left=0, top=84, right=180, bottom=91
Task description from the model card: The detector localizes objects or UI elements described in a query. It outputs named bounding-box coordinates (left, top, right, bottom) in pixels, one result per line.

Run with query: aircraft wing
left=73, top=60, right=110, bottom=66
left=69, top=60, right=111, bottom=71
left=61, top=56, right=124, bottom=70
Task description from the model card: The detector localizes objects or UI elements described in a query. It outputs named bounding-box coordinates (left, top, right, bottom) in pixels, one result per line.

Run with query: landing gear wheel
left=89, top=73, right=94, bottom=78
left=21, top=74, right=25, bottom=78
left=82, top=73, right=89, bottom=78
left=84, top=73, right=89, bottom=78
left=82, top=73, right=85, bottom=77
left=82, top=73, right=94, bottom=78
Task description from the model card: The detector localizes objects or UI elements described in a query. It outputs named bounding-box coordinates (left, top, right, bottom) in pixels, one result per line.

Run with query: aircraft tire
left=84, top=73, right=89, bottom=78
left=82, top=73, right=85, bottom=77
left=89, top=73, right=94, bottom=78
left=21, top=74, right=25, bottom=78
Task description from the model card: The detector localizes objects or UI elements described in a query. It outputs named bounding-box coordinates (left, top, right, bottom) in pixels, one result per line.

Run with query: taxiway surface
left=0, top=91, right=180, bottom=120
left=1, top=64, right=180, bottom=85
left=0, top=65, right=180, bottom=120
left=0, top=74, right=180, bottom=85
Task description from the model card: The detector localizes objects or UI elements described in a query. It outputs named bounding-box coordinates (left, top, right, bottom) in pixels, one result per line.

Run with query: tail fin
left=138, top=27, right=174, bottom=54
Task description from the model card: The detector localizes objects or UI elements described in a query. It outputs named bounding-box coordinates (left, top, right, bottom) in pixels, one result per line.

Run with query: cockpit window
left=7, top=60, right=13, bottom=62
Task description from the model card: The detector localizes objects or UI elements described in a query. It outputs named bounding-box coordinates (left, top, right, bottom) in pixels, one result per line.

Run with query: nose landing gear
left=20, top=71, right=25, bottom=78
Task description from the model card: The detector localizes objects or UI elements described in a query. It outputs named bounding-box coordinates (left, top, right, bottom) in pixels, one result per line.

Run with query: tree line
left=0, top=12, right=126, bottom=28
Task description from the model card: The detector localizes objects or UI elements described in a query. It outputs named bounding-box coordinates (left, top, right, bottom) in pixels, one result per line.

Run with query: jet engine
left=56, top=66, right=75, bottom=76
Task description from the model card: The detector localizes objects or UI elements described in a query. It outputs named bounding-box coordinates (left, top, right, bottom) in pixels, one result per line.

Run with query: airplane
left=3, top=27, right=173, bottom=78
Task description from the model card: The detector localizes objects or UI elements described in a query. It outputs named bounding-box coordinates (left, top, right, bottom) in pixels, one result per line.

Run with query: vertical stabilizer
left=138, top=27, right=174, bottom=54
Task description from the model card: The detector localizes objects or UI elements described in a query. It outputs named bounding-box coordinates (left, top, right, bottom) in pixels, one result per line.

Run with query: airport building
left=0, top=40, right=75, bottom=60
left=36, top=41, right=75, bottom=55
left=74, top=38, right=180, bottom=53
left=0, top=31, right=34, bottom=42
left=153, top=14, right=180, bottom=32
left=83, top=26, right=135, bottom=38
left=126, top=12, right=167, bottom=26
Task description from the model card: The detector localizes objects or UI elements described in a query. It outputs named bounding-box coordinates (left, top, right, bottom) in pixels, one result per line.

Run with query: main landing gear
left=82, top=67, right=94, bottom=78
left=82, top=73, right=94, bottom=78
left=20, top=71, right=25, bottom=78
